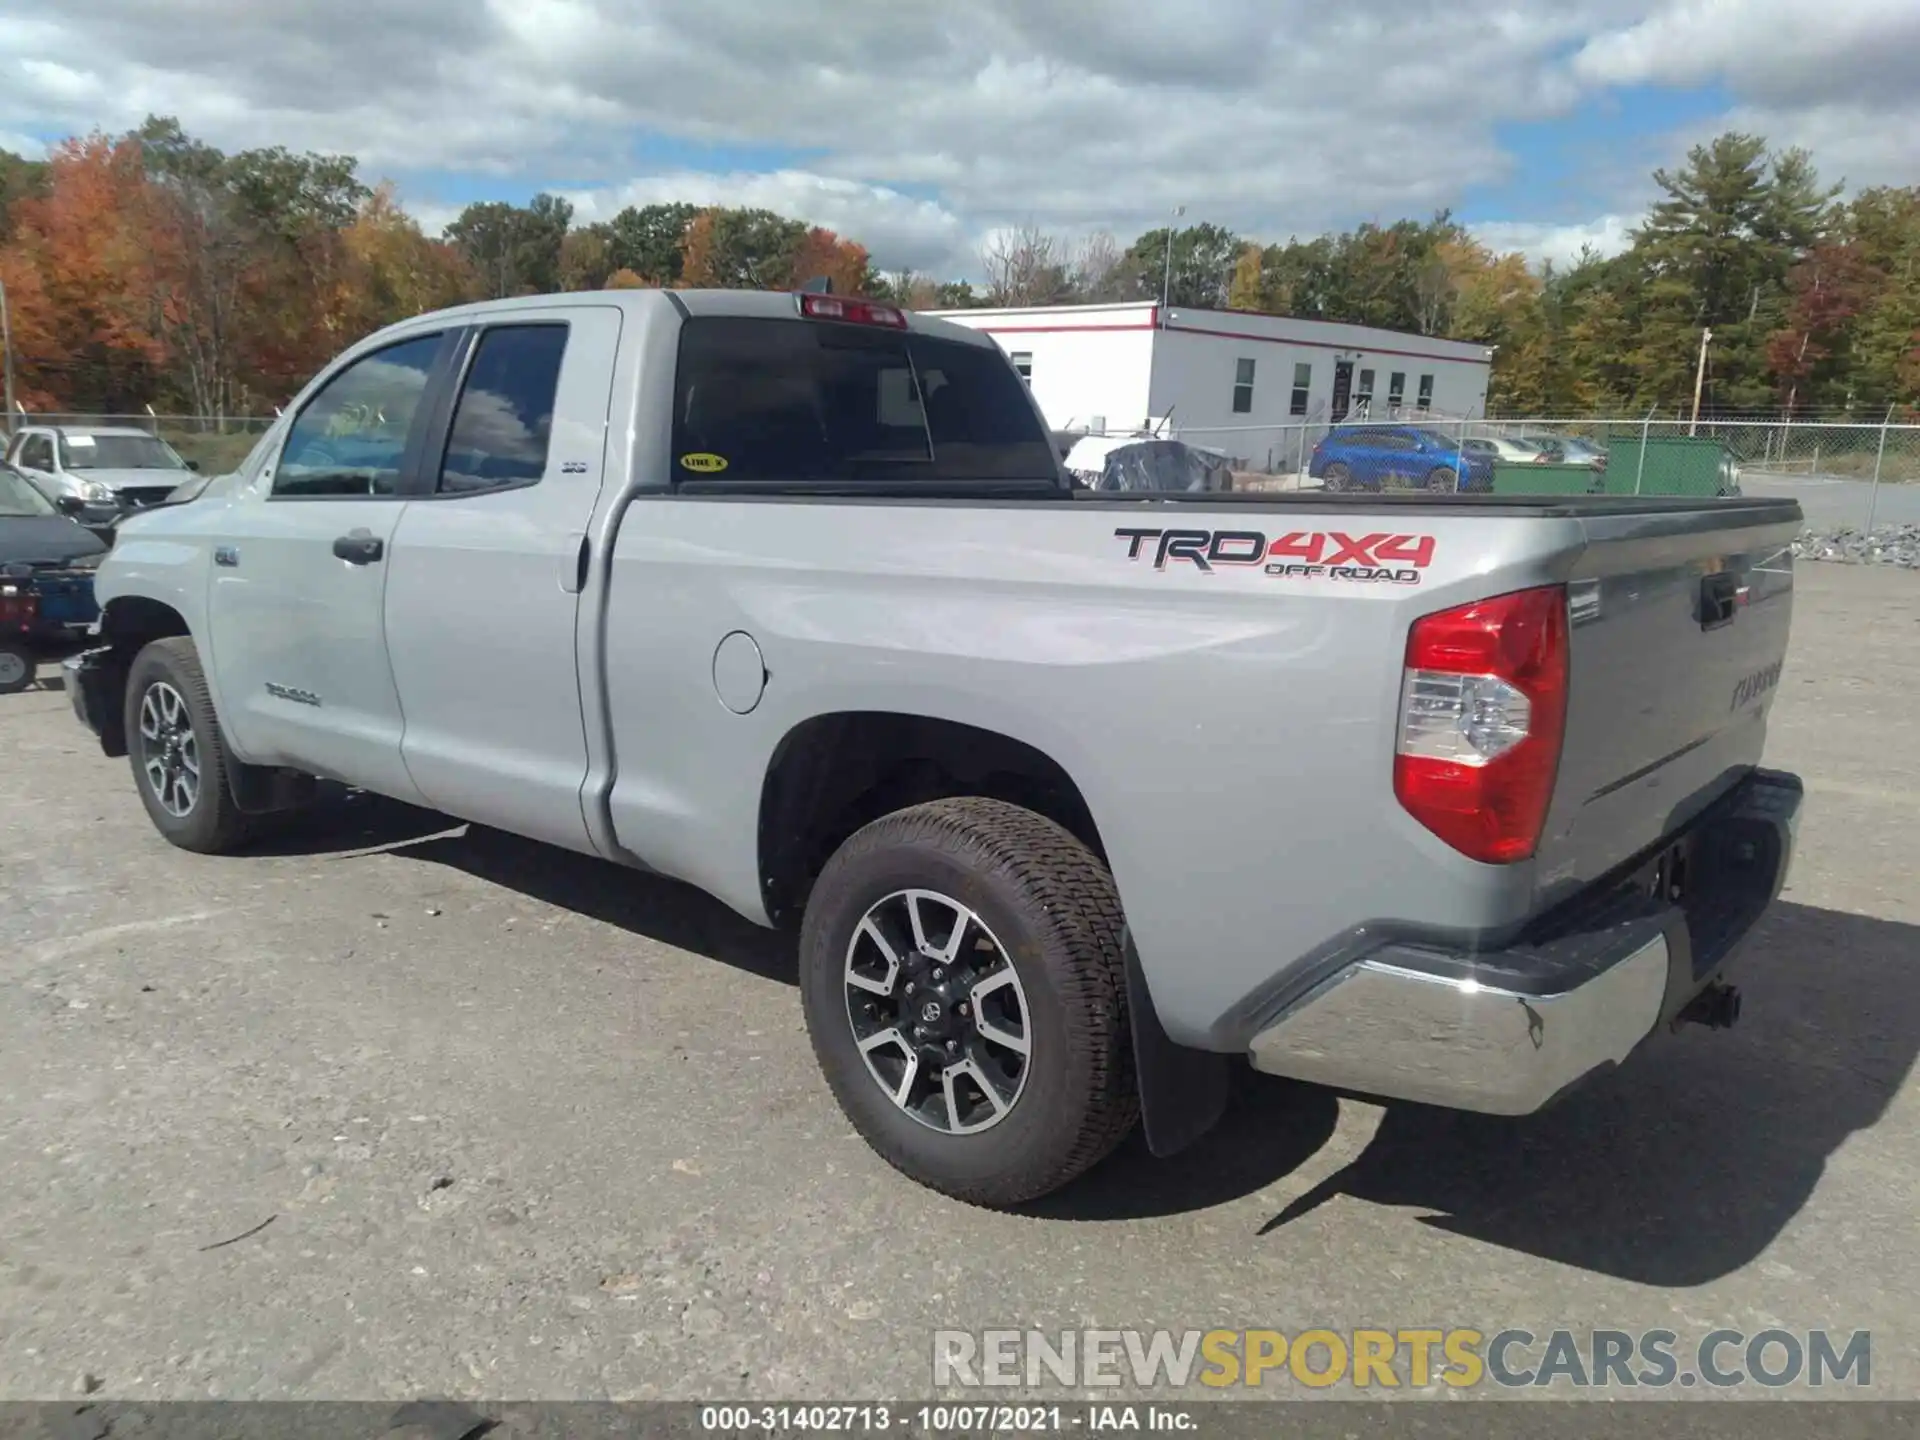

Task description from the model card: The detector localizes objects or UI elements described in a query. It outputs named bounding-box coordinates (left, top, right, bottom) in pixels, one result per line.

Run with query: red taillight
left=1, top=586, right=36, bottom=629
left=797, top=293, right=908, bottom=328
left=1393, top=584, right=1569, bottom=864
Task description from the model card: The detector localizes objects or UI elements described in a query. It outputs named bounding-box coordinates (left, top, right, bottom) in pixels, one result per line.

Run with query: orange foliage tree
left=0, top=134, right=169, bottom=411
left=789, top=226, right=872, bottom=295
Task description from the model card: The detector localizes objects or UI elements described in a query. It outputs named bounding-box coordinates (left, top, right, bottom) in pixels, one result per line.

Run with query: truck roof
left=370, top=287, right=1000, bottom=351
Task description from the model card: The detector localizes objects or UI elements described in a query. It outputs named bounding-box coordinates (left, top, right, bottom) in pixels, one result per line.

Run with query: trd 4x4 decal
left=1113, top=527, right=1436, bottom=585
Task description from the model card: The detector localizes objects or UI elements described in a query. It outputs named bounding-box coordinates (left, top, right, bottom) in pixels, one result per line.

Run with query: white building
left=928, top=300, right=1495, bottom=472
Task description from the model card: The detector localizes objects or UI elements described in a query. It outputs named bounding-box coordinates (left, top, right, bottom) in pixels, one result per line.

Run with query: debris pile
left=1792, top=524, right=1920, bottom=567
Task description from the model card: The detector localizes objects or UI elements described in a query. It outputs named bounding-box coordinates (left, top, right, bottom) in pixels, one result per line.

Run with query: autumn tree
left=559, top=226, right=614, bottom=291
left=0, top=132, right=168, bottom=412
left=1226, top=243, right=1265, bottom=312
left=337, top=184, right=478, bottom=335
left=678, top=207, right=808, bottom=289
left=789, top=225, right=871, bottom=295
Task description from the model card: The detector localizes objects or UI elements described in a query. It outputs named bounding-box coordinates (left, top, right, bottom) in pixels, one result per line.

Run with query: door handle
left=333, top=530, right=384, bottom=565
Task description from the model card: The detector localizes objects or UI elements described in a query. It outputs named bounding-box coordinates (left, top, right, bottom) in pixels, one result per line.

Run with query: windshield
left=0, top=464, right=57, bottom=517
left=59, top=434, right=190, bottom=471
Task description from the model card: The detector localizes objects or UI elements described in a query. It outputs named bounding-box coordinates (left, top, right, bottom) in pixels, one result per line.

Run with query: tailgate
left=1533, top=501, right=1799, bottom=903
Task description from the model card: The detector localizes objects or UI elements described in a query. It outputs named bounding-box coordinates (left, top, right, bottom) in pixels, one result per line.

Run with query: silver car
left=4, top=424, right=201, bottom=524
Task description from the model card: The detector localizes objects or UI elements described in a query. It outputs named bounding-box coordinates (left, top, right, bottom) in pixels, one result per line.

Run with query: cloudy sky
left=2, top=0, right=1915, bottom=278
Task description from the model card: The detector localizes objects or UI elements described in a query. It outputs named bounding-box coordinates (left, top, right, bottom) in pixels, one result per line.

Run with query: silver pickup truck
left=64, top=289, right=1804, bottom=1207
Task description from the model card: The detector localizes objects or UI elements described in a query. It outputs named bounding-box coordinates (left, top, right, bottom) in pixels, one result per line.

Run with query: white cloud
left=0, top=131, right=47, bottom=159
left=1474, top=214, right=1636, bottom=270
left=1574, top=0, right=1920, bottom=190
left=562, top=171, right=972, bottom=275
left=0, top=0, right=1911, bottom=278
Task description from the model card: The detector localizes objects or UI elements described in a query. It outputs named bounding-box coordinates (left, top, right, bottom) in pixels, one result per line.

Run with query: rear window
left=670, top=317, right=1059, bottom=489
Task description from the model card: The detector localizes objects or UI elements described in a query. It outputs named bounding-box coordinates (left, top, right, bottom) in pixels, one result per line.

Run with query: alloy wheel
left=138, top=680, right=201, bottom=818
left=843, top=888, right=1033, bottom=1135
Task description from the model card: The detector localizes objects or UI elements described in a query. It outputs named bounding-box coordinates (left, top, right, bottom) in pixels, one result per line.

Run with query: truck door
left=203, top=328, right=454, bottom=801
left=382, top=307, right=624, bottom=853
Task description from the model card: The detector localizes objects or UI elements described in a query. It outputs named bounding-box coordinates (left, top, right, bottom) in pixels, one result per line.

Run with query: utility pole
left=0, top=276, right=15, bottom=438
left=1688, top=326, right=1713, bottom=436
left=1159, top=205, right=1185, bottom=326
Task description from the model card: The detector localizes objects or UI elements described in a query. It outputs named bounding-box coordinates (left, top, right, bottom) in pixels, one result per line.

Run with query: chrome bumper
left=1248, top=936, right=1671, bottom=1114
left=1249, top=769, right=1801, bottom=1114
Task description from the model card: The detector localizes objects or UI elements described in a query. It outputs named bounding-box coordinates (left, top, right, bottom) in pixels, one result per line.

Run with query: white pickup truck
left=66, top=288, right=1804, bottom=1206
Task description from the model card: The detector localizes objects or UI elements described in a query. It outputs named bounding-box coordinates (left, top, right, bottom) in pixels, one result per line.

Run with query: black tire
left=1426, top=466, right=1459, bottom=493
left=1323, top=462, right=1350, bottom=492
left=0, top=642, right=34, bottom=694
left=124, top=636, right=253, bottom=853
left=799, top=797, right=1138, bottom=1207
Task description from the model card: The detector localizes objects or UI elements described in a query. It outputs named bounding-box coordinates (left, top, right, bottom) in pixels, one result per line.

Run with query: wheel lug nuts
left=904, top=982, right=916, bottom=995
left=945, top=1040, right=958, bottom=1053
left=932, top=967, right=945, bottom=982
left=958, top=1003, right=969, bottom=1017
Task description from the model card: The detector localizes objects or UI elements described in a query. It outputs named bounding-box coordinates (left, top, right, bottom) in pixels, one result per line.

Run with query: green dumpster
left=1491, top=461, right=1605, bottom=496
left=1598, top=436, right=1738, bottom=497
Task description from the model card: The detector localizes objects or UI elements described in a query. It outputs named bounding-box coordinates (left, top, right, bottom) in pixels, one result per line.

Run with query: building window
left=1231, top=357, right=1255, bottom=414
left=1010, top=351, right=1033, bottom=385
left=1355, top=368, right=1375, bottom=415
left=1289, top=362, right=1311, bottom=417
left=1417, top=374, right=1435, bottom=410
left=1388, top=372, right=1406, bottom=409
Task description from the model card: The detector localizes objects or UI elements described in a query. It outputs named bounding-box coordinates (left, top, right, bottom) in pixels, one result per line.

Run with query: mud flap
left=1124, top=929, right=1231, bottom=1157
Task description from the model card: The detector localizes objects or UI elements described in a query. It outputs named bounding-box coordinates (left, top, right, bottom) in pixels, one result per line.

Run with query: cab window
left=274, top=333, right=444, bottom=497
left=437, top=325, right=569, bottom=494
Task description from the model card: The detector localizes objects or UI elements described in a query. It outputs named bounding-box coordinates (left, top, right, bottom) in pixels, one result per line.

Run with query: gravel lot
left=2, top=563, right=1917, bottom=1405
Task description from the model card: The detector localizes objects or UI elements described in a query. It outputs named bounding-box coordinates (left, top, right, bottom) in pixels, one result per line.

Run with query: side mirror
left=186, top=459, right=202, bottom=472
left=55, top=494, right=87, bottom=516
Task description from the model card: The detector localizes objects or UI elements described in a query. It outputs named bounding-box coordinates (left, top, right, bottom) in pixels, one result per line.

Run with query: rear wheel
left=1426, top=466, right=1459, bottom=493
left=125, top=637, right=254, bottom=853
left=1323, top=462, right=1351, bottom=493
left=799, top=797, right=1138, bottom=1207
left=0, top=643, right=33, bottom=695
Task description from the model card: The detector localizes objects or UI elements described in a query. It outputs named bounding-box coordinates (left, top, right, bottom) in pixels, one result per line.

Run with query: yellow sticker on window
left=679, top=452, right=729, bottom=473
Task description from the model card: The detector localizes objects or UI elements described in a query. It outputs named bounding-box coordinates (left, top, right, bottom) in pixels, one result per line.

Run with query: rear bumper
left=1248, top=768, right=1802, bottom=1114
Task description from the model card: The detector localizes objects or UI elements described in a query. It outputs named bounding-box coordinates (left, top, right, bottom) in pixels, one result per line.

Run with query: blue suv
left=1307, top=425, right=1494, bottom=493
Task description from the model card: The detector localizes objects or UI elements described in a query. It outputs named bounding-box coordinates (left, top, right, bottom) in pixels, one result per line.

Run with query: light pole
left=1688, top=326, right=1713, bottom=436
left=1159, top=205, right=1185, bottom=325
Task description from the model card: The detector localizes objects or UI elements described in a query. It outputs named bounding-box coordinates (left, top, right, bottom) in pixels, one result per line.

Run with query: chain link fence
left=10, top=409, right=1918, bottom=532
left=1160, top=413, right=1919, bottom=529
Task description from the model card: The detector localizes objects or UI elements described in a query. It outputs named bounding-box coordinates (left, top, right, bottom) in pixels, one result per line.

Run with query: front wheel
left=124, top=637, right=254, bottom=853
left=799, top=797, right=1138, bottom=1207
left=0, top=642, right=34, bottom=694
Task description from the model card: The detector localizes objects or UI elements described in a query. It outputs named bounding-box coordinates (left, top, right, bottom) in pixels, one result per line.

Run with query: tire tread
left=802, top=796, right=1138, bottom=1206
left=125, top=636, right=254, bottom=853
